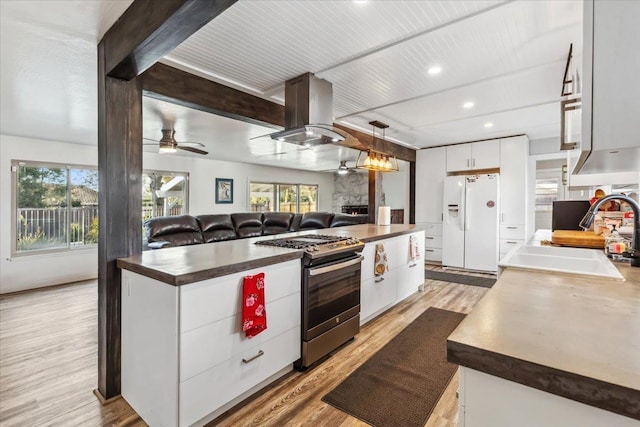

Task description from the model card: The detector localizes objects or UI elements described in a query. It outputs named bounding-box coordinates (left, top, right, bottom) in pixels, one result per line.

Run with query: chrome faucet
left=579, top=194, right=640, bottom=267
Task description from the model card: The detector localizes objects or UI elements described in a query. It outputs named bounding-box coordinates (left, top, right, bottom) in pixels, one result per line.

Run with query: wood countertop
left=447, top=263, right=640, bottom=420
left=117, top=224, right=420, bottom=286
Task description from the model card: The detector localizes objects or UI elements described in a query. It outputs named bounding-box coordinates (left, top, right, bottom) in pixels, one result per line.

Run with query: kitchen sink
left=499, top=244, right=624, bottom=281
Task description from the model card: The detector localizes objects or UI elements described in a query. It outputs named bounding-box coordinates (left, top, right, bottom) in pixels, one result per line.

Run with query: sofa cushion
left=289, top=213, right=303, bottom=232
left=298, top=212, right=334, bottom=230
left=263, top=212, right=293, bottom=235
left=144, top=215, right=204, bottom=247
left=232, top=213, right=264, bottom=238
left=197, top=214, right=237, bottom=243
left=330, top=213, right=369, bottom=228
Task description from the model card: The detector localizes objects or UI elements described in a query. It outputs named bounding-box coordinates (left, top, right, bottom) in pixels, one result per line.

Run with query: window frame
left=142, top=169, right=190, bottom=221
left=248, top=181, right=319, bottom=213
left=11, top=160, right=99, bottom=257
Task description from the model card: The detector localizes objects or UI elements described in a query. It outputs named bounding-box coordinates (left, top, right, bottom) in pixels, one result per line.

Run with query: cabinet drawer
left=361, top=238, right=399, bottom=281
left=424, top=234, right=442, bottom=248
left=416, top=222, right=442, bottom=236
left=180, top=260, right=300, bottom=333
left=179, top=326, right=299, bottom=427
left=180, top=292, right=300, bottom=382
left=500, top=224, right=525, bottom=240
left=396, top=262, right=423, bottom=303
left=391, top=232, right=424, bottom=269
left=499, top=239, right=523, bottom=254
left=424, top=247, right=442, bottom=262
left=360, top=269, right=397, bottom=323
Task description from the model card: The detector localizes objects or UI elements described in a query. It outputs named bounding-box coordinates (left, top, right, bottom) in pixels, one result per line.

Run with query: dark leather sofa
left=144, top=212, right=368, bottom=249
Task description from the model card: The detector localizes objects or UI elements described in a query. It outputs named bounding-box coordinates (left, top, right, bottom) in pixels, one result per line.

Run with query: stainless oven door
left=303, top=254, right=363, bottom=341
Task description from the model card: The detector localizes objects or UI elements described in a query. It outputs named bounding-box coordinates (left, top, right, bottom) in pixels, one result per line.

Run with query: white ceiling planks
left=166, top=0, right=501, bottom=96
left=167, top=0, right=582, bottom=149
left=0, top=0, right=583, bottom=170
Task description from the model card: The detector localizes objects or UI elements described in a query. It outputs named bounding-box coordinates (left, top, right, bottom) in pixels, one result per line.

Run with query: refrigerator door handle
left=459, top=186, right=465, bottom=230
left=464, top=185, right=471, bottom=231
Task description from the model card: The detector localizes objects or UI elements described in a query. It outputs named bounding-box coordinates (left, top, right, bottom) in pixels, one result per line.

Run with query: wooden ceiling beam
left=143, top=63, right=284, bottom=128
left=333, top=123, right=416, bottom=163
left=142, top=63, right=416, bottom=162
left=103, top=0, right=237, bottom=80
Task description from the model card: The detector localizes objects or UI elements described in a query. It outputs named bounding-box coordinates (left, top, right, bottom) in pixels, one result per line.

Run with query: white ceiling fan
left=143, top=129, right=209, bottom=155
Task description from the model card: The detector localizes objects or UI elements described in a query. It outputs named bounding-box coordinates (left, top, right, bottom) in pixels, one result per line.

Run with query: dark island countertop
left=447, top=263, right=640, bottom=421
left=117, top=224, right=420, bottom=286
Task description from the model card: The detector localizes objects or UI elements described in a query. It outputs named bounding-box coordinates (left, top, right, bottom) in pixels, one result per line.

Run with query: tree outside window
left=14, top=161, right=99, bottom=254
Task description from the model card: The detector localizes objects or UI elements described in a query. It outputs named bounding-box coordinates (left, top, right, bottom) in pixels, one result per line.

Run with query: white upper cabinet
left=575, top=0, right=640, bottom=174
left=416, top=146, right=447, bottom=223
left=445, top=144, right=472, bottom=172
left=472, top=140, right=501, bottom=170
left=446, top=140, right=500, bottom=172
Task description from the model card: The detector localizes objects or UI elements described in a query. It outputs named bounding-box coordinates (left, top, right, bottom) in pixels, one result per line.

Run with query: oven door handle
left=308, top=255, right=364, bottom=276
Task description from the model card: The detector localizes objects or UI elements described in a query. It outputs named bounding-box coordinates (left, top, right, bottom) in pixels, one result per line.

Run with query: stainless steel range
left=256, top=234, right=364, bottom=368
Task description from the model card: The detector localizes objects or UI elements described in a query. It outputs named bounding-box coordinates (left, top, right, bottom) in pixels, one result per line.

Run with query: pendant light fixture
left=355, top=121, right=399, bottom=172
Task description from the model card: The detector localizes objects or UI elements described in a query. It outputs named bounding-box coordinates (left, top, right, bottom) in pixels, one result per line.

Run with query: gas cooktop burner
left=255, top=234, right=364, bottom=259
left=255, top=234, right=345, bottom=249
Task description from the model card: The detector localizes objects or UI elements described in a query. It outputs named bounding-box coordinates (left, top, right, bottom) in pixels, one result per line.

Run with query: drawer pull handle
left=506, top=226, right=518, bottom=230
left=506, top=241, right=518, bottom=244
left=242, top=350, right=264, bottom=364
left=426, top=236, right=434, bottom=239
left=425, top=249, right=435, bottom=252
left=375, top=277, right=385, bottom=283
left=409, top=263, right=417, bottom=268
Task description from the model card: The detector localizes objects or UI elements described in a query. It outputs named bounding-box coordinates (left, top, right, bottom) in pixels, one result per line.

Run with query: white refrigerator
left=442, top=174, right=499, bottom=272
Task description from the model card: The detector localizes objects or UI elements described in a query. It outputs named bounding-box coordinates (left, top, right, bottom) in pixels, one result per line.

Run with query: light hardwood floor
left=0, top=266, right=489, bottom=426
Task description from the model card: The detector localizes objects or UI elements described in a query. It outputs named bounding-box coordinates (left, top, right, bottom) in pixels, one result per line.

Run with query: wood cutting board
left=551, top=230, right=605, bottom=249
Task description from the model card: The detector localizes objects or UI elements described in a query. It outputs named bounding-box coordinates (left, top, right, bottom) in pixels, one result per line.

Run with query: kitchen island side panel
left=121, top=270, right=179, bottom=427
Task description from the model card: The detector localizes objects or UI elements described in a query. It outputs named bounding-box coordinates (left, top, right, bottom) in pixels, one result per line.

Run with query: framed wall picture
left=215, top=178, right=233, bottom=204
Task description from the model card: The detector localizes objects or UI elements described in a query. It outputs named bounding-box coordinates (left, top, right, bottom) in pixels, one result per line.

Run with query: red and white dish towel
left=409, top=235, right=421, bottom=261
left=242, top=272, right=267, bottom=338
left=374, top=243, right=389, bottom=277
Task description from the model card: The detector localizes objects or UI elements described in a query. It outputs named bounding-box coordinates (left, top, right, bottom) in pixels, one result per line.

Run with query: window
left=142, top=170, right=189, bottom=221
left=249, top=182, right=318, bottom=213
left=13, top=161, right=99, bottom=254
left=535, top=178, right=559, bottom=212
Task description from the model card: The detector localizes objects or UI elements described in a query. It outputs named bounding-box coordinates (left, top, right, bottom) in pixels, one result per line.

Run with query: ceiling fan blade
left=177, top=146, right=208, bottom=155
left=177, top=141, right=206, bottom=148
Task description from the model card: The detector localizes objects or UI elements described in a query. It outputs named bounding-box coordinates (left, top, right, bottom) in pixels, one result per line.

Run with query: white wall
left=0, top=135, right=99, bottom=294
left=0, top=134, right=335, bottom=293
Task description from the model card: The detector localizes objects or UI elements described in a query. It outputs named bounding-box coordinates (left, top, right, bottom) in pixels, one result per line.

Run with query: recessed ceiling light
left=352, top=0, right=369, bottom=4
left=484, top=122, right=494, bottom=128
left=463, top=101, right=474, bottom=109
left=427, top=65, right=442, bottom=76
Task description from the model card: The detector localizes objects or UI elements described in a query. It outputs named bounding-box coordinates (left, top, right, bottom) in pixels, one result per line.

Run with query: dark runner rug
left=322, top=307, right=466, bottom=427
left=425, top=270, right=496, bottom=288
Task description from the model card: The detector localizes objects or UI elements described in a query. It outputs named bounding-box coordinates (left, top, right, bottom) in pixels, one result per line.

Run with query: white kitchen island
left=117, top=225, right=424, bottom=426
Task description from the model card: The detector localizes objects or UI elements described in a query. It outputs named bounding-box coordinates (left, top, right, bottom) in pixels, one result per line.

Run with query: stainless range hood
left=263, top=73, right=354, bottom=146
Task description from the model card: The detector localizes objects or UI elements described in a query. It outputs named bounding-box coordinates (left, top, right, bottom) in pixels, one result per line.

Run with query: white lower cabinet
left=499, top=239, right=523, bottom=261
left=458, top=367, right=639, bottom=427
left=417, top=222, right=442, bottom=263
left=180, top=327, right=300, bottom=427
left=121, top=260, right=302, bottom=427
left=360, top=231, right=425, bottom=324
left=360, top=270, right=397, bottom=322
